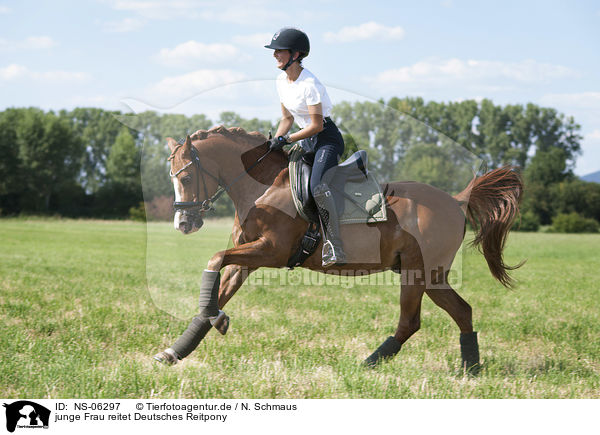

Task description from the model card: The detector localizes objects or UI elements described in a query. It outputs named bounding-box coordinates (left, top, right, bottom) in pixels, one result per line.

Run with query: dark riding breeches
left=309, top=119, right=345, bottom=196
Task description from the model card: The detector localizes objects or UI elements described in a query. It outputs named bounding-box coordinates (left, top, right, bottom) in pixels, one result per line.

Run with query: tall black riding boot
left=313, top=183, right=346, bottom=267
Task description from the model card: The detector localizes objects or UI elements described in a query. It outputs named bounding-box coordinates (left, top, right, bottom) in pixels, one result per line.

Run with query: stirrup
left=321, top=240, right=347, bottom=267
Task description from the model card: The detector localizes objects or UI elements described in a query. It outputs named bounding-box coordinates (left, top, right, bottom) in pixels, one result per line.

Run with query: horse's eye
left=181, top=175, right=192, bottom=185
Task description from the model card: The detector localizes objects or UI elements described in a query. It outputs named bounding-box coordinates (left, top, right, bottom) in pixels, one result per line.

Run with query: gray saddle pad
left=288, top=144, right=387, bottom=224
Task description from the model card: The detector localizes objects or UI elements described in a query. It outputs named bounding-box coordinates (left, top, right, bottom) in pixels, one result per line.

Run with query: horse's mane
left=190, top=125, right=267, bottom=146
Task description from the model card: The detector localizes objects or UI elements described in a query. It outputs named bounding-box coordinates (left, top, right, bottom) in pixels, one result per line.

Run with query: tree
left=13, top=108, right=82, bottom=212
left=106, top=127, right=140, bottom=191
left=530, top=105, right=581, bottom=169
left=93, top=127, right=143, bottom=217
left=525, top=147, right=572, bottom=186
left=397, top=142, right=474, bottom=194
left=333, top=100, right=407, bottom=181
left=218, top=111, right=274, bottom=136
left=68, top=107, right=124, bottom=193
left=551, top=180, right=600, bottom=222
left=0, top=110, right=21, bottom=197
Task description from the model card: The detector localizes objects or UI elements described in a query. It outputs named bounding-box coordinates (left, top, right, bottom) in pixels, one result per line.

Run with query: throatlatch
left=154, top=270, right=229, bottom=365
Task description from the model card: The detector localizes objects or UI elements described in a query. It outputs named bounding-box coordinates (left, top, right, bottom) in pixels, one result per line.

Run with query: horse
left=154, top=125, right=523, bottom=373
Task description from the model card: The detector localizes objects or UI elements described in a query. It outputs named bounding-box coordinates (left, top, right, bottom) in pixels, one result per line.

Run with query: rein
left=169, top=140, right=272, bottom=213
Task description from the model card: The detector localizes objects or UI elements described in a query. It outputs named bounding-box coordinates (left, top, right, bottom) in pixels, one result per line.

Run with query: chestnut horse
left=155, top=126, right=523, bottom=373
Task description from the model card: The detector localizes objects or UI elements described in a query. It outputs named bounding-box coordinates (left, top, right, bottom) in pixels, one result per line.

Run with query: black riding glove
left=269, top=135, right=290, bottom=151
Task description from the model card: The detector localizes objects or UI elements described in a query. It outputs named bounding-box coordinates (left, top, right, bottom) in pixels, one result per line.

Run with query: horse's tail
left=454, top=166, right=525, bottom=288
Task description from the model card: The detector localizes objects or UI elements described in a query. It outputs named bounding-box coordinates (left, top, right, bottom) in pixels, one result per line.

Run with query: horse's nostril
left=179, top=221, right=189, bottom=233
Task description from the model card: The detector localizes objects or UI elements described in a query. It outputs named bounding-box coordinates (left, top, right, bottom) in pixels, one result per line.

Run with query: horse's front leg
left=199, top=237, right=280, bottom=333
left=218, top=264, right=257, bottom=307
left=206, top=236, right=286, bottom=271
left=154, top=239, right=274, bottom=365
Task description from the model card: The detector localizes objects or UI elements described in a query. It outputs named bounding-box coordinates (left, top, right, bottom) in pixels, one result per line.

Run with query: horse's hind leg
left=364, top=254, right=425, bottom=367
left=425, top=287, right=480, bottom=374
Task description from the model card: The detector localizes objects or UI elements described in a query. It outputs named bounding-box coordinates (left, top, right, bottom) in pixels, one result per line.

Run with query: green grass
left=0, top=218, right=598, bottom=398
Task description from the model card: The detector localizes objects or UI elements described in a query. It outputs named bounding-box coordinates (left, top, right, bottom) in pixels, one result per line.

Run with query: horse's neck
left=203, top=136, right=287, bottom=218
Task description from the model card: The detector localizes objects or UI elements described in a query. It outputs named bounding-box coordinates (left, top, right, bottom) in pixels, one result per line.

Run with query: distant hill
left=580, top=171, right=600, bottom=183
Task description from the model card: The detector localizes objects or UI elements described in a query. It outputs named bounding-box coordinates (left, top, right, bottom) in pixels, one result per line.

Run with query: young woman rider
left=265, top=27, right=346, bottom=266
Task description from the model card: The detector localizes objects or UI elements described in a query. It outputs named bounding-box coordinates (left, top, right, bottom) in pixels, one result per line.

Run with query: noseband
left=168, top=139, right=272, bottom=214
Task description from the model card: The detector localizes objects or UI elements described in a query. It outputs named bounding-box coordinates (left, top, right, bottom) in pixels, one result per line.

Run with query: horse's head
left=167, top=135, right=220, bottom=235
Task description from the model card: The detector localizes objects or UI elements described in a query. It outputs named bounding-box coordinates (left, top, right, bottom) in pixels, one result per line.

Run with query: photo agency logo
left=117, top=79, right=481, bottom=320
left=2, top=401, right=50, bottom=433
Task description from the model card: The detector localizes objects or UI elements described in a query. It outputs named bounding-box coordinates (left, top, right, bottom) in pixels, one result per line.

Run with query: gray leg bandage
left=167, top=270, right=229, bottom=360
left=170, top=316, right=212, bottom=359
left=198, top=269, right=220, bottom=318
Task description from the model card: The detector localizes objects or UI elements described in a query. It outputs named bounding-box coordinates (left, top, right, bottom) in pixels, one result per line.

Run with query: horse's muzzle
left=177, top=210, right=204, bottom=234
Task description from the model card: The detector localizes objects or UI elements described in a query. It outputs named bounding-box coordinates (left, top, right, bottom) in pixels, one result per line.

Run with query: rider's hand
left=268, top=135, right=291, bottom=151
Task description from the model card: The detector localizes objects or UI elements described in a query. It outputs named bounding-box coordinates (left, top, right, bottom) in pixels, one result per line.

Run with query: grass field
left=0, top=218, right=598, bottom=398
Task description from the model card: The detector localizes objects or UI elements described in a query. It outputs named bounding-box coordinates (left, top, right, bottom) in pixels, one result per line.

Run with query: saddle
left=288, top=144, right=387, bottom=225
left=285, top=144, right=387, bottom=269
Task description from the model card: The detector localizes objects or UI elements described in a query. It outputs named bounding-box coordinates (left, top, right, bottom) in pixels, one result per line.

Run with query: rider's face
left=273, top=49, right=291, bottom=69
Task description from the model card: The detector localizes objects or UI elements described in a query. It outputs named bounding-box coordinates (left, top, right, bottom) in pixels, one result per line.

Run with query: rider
left=265, top=27, right=346, bottom=266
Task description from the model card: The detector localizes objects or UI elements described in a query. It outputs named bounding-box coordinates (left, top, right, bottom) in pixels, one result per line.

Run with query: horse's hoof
left=153, top=349, right=179, bottom=366
left=460, top=332, right=480, bottom=376
left=210, top=310, right=230, bottom=335
left=210, top=310, right=229, bottom=335
left=462, top=362, right=481, bottom=376
left=362, top=336, right=402, bottom=368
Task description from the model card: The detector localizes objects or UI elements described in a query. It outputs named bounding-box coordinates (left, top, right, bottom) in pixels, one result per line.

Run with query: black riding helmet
left=265, top=28, right=310, bottom=71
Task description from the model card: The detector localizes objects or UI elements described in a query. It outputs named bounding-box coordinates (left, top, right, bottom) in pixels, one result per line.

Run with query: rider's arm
left=288, top=103, right=323, bottom=143
left=275, top=104, right=294, bottom=137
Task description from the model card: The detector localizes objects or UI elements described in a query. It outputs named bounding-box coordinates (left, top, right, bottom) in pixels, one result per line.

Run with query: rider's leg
left=310, top=144, right=346, bottom=266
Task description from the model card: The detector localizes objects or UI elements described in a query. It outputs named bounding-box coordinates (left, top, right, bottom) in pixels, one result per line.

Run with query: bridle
left=168, top=139, right=272, bottom=214
left=169, top=144, right=223, bottom=213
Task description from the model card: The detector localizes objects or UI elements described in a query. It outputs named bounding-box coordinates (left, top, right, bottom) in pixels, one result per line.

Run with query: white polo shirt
left=276, top=68, right=332, bottom=129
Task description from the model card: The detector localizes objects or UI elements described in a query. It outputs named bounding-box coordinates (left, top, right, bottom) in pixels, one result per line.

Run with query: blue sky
left=1, top=0, right=599, bottom=175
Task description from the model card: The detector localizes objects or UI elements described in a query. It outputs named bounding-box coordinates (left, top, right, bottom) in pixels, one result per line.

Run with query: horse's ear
left=166, top=137, right=178, bottom=152
left=183, top=135, right=192, bottom=151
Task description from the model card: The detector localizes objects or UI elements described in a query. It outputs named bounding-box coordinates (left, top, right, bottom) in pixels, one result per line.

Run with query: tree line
left=0, top=99, right=598, bottom=232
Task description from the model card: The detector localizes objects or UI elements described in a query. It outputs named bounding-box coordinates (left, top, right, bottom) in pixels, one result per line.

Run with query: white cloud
left=370, top=58, right=579, bottom=87
left=539, top=92, right=600, bottom=134
left=586, top=129, right=600, bottom=140
left=106, top=0, right=200, bottom=19
left=0, top=64, right=90, bottom=83
left=23, top=36, right=56, bottom=49
left=0, top=6, right=10, bottom=14
left=103, top=17, right=145, bottom=32
left=540, top=92, right=600, bottom=109
left=124, top=77, right=278, bottom=121
left=147, top=69, right=247, bottom=101
left=69, top=95, right=113, bottom=106
left=39, top=70, right=91, bottom=82
left=324, top=21, right=405, bottom=43
left=231, top=33, right=273, bottom=48
left=155, top=41, right=241, bottom=66
left=0, top=64, right=29, bottom=80
left=575, top=131, right=600, bottom=175
left=105, top=0, right=288, bottom=24
left=0, top=36, right=57, bottom=51
left=198, top=7, right=289, bottom=25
